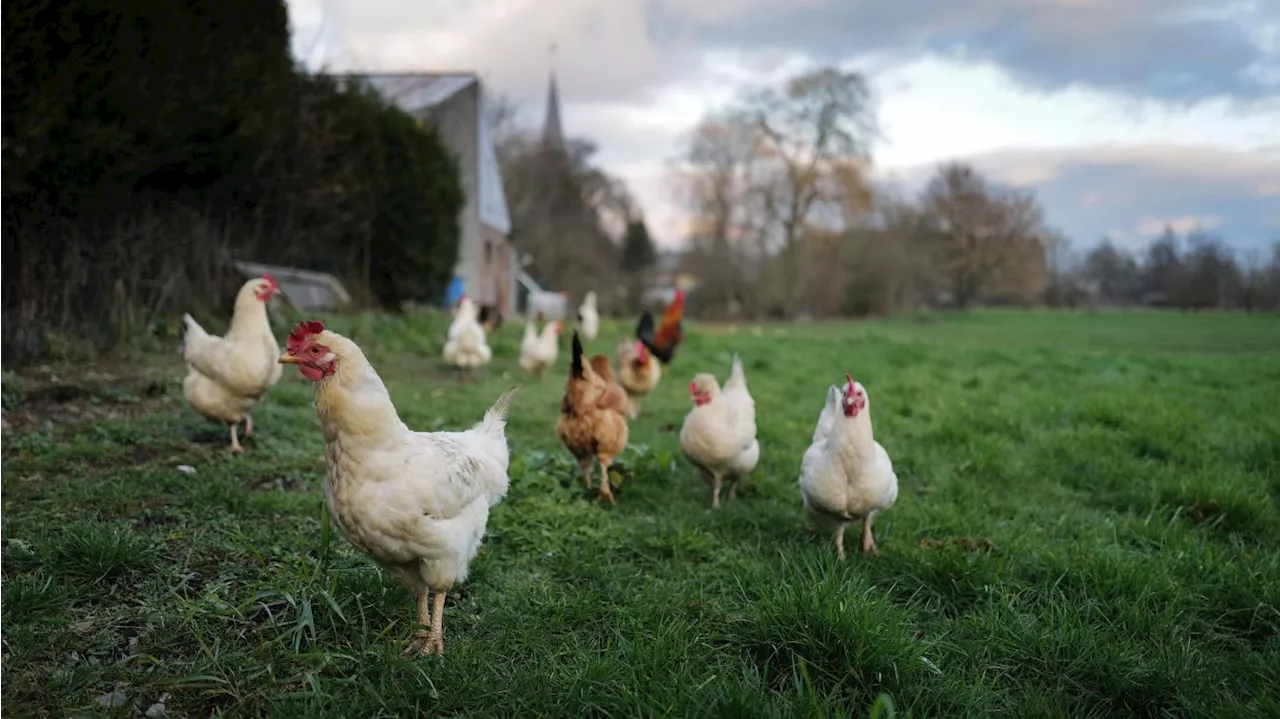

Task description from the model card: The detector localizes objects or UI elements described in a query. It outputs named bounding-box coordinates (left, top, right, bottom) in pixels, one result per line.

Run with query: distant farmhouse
left=336, top=72, right=518, bottom=315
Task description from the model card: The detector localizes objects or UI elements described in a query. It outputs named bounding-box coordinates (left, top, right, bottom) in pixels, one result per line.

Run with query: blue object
left=444, top=275, right=465, bottom=308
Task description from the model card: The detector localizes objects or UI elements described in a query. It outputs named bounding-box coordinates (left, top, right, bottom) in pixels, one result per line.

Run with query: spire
left=540, top=42, right=565, bottom=152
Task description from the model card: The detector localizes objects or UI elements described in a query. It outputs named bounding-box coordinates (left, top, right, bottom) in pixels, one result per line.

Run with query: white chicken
left=180, top=275, right=283, bottom=453
left=576, top=291, right=599, bottom=341
left=679, top=355, right=760, bottom=509
left=279, top=320, right=518, bottom=657
left=798, top=374, right=899, bottom=559
left=442, top=297, right=492, bottom=380
left=518, top=318, right=563, bottom=380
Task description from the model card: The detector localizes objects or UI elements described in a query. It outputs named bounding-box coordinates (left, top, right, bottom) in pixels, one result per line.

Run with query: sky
left=287, top=0, right=1280, bottom=255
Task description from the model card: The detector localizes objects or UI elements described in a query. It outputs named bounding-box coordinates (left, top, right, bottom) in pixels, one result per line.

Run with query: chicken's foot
left=860, top=515, right=878, bottom=555
left=228, top=424, right=245, bottom=454
left=404, top=589, right=445, bottom=657
left=597, top=459, right=617, bottom=506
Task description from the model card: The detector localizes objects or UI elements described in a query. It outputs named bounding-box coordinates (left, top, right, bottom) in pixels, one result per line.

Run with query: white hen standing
left=679, top=355, right=761, bottom=509
left=798, top=374, right=898, bottom=559
left=181, top=275, right=283, bottom=453
left=443, top=297, right=492, bottom=380
left=576, top=291, right=599, bottom=341
left=518, top=318, right=562, bottom=380
left=280, top=320, right=518, bottom=656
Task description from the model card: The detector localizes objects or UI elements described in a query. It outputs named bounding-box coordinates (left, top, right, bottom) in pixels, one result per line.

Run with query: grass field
left=3, top=310, right=1279, bottom=717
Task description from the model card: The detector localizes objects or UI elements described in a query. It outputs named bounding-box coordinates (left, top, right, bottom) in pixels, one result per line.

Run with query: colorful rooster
left=635, top=289, right=686, bottom=365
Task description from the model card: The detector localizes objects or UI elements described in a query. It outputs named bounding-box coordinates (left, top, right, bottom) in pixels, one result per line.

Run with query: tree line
left=673, top=66, right=1280, bottom=319
left=1046, top=230, right=1280, bottom=312
left=2, top=0, right=466, bottom=363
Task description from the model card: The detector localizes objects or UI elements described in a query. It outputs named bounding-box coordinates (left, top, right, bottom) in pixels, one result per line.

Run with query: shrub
left=1, top=0, right=465, bottom=362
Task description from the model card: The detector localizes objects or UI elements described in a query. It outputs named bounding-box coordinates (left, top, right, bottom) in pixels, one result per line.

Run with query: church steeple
left=540, top=43, right=565, bottom=152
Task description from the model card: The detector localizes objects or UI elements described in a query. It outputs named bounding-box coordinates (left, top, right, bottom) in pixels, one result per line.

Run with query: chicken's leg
left=404, top=590, right=433, bottom=656
left=228, top=423, right=245, bottom=454
left=597, top=458, right=617, bottom=506
left=710, top=473, right=723, bottom=509
left=425, top=591, right=447, bottom=655
left=860, top=514, right=878, bottom=555
left=243, top=413, right=254, bottom=438
left=578, top=455, right=594, bottom=490
left=835, top=524, right=847, bottom=561
left=726, top=479, right=739, bottom=503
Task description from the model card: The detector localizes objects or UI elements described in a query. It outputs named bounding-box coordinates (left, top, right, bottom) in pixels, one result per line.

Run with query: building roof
left=340, top=72, right=512, bottom=235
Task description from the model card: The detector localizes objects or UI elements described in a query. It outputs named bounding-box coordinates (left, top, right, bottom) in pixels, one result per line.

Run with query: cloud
left=294, top=0, right=1279, bottom=107
left=285, top=1, right=1280, bottom=252
left=649, top=0, right=1280, bottom=105
left=888, top=143, right=1280, bottom=250
left=292, top=0, right=707, bottom=105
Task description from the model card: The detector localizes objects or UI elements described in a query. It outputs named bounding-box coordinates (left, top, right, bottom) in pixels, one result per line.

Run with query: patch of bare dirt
left=2, top=360, right=181, bottom=434
left=244, top=474, right=303, bottom=492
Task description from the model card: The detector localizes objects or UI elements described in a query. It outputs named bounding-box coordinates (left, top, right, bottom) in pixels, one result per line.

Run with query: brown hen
left=556, top=331, right=629, bottom=505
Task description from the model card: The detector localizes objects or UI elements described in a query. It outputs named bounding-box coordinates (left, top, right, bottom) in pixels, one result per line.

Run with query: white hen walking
left=679, top=355, right=760, bottom=509
left=576, top=291, right=599, bottom=341
left=442, top=297, right=492, bottom=380
left=797, top=374, right=898, bottom=559
left=280, top=320, right=518, bottom=656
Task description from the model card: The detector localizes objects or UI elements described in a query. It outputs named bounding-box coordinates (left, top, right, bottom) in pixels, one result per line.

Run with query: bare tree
left=1141, top=229, right=1186, bottom=307
left=1082, top=240, right=1140, bottom=305
left=1181, top=232, right=1242, bottom=310
left=919, top=163, right=1049, bottom=308
left=674, top=113, right=762, bottom=318
left=742, top=68, right=879, bottom=313
left=1041, top=229, right=1086, bottom=308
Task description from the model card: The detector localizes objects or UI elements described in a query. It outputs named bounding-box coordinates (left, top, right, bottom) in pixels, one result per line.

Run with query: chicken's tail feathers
left=636, top=310, right=655, bottom=339
left=180, top=313, right=207, bottom=355
left=477, top=386, right=520, bottom=438
left=570, top=331, right=585, bottom=379
left=458, top=327, right=481, bottom=352
left=725, top=353, right=747, bottom=389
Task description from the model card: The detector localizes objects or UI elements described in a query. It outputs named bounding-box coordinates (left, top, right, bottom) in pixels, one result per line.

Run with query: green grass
left=3, top=309, right=1279, bottom=717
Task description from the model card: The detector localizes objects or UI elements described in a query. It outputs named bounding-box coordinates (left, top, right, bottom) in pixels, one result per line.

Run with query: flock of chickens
left=178, top=276, right=900, bottom=657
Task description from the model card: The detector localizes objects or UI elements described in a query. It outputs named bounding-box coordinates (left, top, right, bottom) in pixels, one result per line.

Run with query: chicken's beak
left=279, top=352, right=301, bottom=365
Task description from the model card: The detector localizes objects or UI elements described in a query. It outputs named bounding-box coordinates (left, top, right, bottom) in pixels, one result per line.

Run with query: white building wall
left=414, top=85, right=490, bottom=303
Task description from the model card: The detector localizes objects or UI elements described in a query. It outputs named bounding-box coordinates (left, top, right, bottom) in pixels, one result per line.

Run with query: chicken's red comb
left=262, top=274, right=278, bottom=289
left=287, top=320, right=326, bottom=352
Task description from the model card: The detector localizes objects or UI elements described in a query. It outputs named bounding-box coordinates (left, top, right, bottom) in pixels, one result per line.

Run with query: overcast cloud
left=289, top=0, right=1280, bottom=251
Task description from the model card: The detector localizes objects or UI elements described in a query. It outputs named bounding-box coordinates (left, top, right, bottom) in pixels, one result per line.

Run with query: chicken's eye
left=311, top=347, right=322, bottom=354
